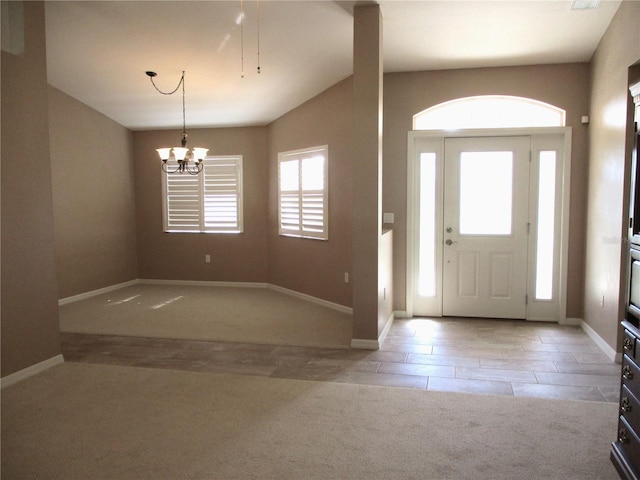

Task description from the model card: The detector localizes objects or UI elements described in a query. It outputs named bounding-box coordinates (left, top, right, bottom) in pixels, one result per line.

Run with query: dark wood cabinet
left=611, top=81, right=640, bottom=480
left=613, top=322, right=640, bottom=480
left=628, top=81, right=640, bottom=246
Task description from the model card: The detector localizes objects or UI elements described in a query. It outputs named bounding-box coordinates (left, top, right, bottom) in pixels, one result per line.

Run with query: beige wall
left=585, top=0, right=640, bottom=350
left=6, top=1, right=634, bottom=378
left=267, top=78, right=354, bottom=307
left=131, top=63, right=593, bottom=318
left=383, top=63, right=591, bottom=318
left=1, top=2, right=61, bottom=376
left=133, top=127, right=269, bottom=283
left=49, top=86, right=138, bottom=299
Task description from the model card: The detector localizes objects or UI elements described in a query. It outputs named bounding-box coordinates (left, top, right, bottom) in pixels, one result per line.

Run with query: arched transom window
left=413, top=95, right=566, bottom=130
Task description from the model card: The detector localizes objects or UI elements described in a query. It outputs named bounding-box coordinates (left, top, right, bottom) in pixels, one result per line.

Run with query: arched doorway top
left=413, top=95, right=566, bottom=130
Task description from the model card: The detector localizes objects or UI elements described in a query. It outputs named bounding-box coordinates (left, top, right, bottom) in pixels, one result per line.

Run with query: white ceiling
left=44, top=0, right=623, bottom=131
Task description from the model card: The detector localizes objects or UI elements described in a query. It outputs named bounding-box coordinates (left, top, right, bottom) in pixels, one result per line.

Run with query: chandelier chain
left=146, top=70, right=206, bottom=175
left=181, top=73, right=186, bottom=135
left=148, top=71, right=184, bottom=96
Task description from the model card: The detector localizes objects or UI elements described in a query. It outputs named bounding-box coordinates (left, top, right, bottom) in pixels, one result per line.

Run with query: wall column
left=1, top=1, right=62, bottom=377
left=352, top=4, right=383, bottom=347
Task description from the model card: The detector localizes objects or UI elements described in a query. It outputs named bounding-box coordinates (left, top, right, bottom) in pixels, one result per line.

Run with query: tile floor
left=61, top=317, right=622, bottom=403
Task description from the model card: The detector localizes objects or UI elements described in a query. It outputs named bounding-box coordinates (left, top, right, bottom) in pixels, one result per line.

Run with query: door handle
left=445, top=239, right=457, bottom=246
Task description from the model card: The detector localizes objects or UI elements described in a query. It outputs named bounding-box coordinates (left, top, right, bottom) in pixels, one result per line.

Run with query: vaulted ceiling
left=44, top=1, right=622, bottom=130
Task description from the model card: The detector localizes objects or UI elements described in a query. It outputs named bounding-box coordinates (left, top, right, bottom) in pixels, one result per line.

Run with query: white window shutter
left=164, top=173, right=201, bottom=232
left=278, top=146, right=328, bottom=240
left=301, top=190, right=325, bottom=236
left=163, top=156, right=243, bottom=234
left=203, top=157, right=243, bottom=233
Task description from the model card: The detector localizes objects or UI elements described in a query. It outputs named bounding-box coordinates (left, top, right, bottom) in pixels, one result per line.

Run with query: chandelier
left=146, top=70, right=208, bottom=175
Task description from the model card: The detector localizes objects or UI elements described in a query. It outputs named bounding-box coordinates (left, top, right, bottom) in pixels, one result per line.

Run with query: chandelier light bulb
left=192, top=148, right=209, bottom=162
left=156, top=148, right=171, bottom=161
left=172, top=147, right=189, bottom=162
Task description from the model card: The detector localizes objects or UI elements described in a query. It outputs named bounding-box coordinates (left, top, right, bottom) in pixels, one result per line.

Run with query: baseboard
left=60, top=278, right=352, bottom=316
left=579, top=319, right=617, bottom=362
left=350, top=338, right=380, bottom=350
left=562, top=317, right=582, bottom=326
left=268, top=284, right=353, bottom=315
left=139, top=279, right=269, bottom=289
left=394, top=310, right=409, bottom=319
left=378, top=312, right=395, bottom=345
left=58, top=279, right=139, bottom=306
left=1, top=354, right=64, bottom=389
left=351, top=312, right=395, bottom=350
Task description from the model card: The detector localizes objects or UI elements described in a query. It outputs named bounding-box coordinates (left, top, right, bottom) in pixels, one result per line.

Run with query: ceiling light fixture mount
left=146, top=70, right=208, bottom=175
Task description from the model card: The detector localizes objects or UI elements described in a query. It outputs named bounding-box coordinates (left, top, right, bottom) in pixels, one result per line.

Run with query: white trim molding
left=579, top=319, right=617, bottom=362
left=351, top=312, right=395, bottom=350
left=140, top=278, right=269, bottom=290
left=1, top=354, right=64, bottom=389
left=378, top=312, right=395, bottom=346
left=350, top=339, right=380, bottom=350
left=58, top=279, right=139, bottom=306
left=59, top=279, right=353, bottom=316
left=268, top=284, right=353, bottom=315
left=562, top=317, right=582, bottom=326
left=630, top=81, right=640, bottom=122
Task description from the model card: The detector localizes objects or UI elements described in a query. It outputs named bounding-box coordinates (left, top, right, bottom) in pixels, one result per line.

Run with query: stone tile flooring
left=61, top=317, right=622, bottom=403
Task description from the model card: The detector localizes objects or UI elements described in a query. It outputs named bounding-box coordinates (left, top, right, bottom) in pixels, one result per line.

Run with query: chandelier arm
left=161, top=161, right=189, bottom=175
left=186, top=162, right=203, bottom=175
left=182, top=161, right=203, bottom=175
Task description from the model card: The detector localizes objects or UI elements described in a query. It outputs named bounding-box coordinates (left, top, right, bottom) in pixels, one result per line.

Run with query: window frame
left=277, top=145, right=329, bottom=241
left=162, top=155, right=243, bottom=234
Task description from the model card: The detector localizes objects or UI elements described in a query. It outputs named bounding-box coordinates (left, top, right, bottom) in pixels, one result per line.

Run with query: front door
left=442, top=136, right=530, bottom=318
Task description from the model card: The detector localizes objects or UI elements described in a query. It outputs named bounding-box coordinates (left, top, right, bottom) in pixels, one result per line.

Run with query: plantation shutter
left=203, top=157, right=243, bottom=233
left=163, top=156, right=243, bottom=233
left=279, top=159, right=301, bottom=234
left=164, top=173, right=201, bottom=232
left=278, top=146, right=328, bottom=240
left=300, top=155, right=325, bottom=237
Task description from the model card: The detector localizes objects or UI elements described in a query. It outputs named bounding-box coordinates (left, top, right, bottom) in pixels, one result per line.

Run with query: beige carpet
left=59, top=284, right=352, bottom=348
left=2, top=363, right=619, bottom=480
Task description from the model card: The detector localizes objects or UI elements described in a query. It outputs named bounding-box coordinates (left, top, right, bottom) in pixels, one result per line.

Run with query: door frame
left=406, top=127, right=572, bottom=322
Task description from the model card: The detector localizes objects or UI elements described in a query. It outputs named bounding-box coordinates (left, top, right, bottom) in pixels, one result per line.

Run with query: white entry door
left=442, top=136, right=530, bottom=318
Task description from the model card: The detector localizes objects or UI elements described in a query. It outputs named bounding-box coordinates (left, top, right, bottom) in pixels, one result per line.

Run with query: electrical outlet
left=344, top=272, right=349, bottom=283
left=205, top=254, right=211, bottom=264
left=600, top=295, right=605, bottom=308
